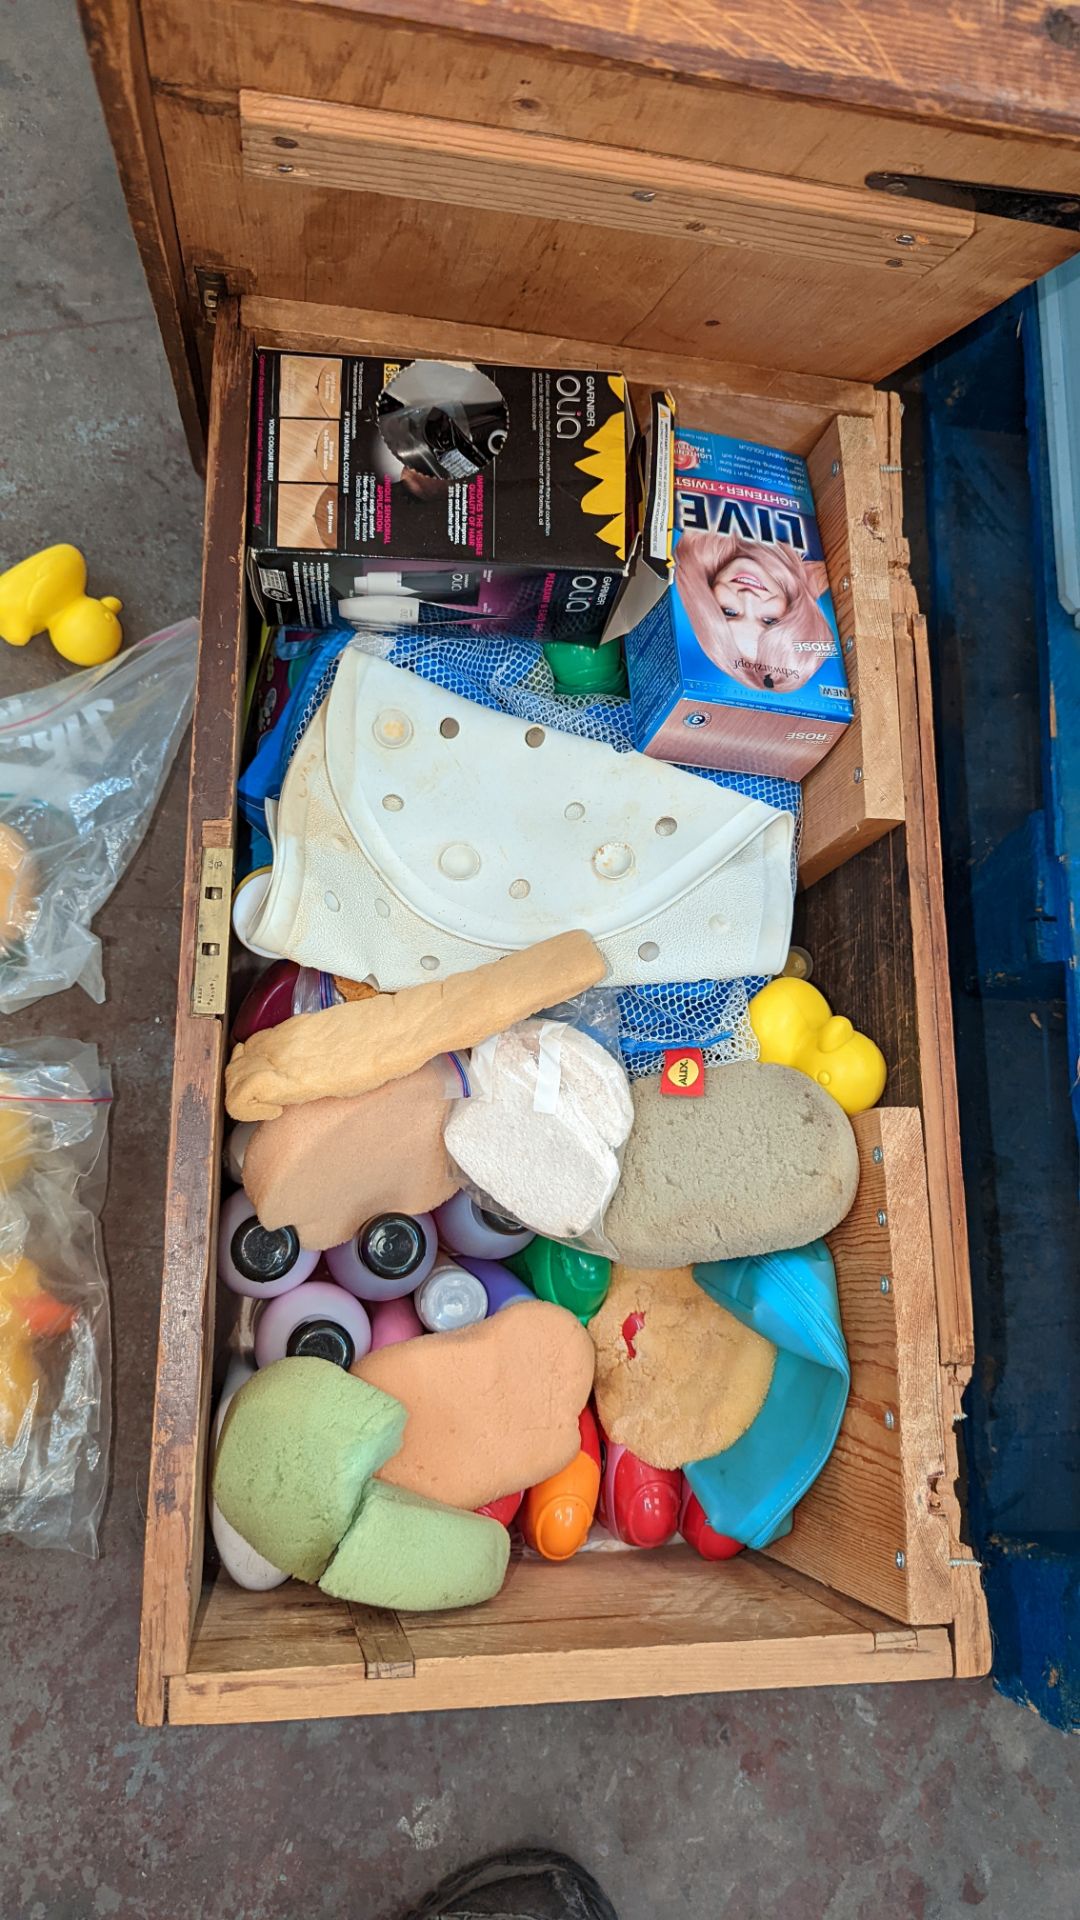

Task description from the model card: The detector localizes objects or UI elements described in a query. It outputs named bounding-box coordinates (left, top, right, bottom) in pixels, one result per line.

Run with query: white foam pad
left=249, top=648, right=795, bottom=988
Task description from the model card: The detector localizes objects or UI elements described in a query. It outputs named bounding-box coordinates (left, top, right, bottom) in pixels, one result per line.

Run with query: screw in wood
left=877, top=1209, right=888, bottom=1227
left=893, top=233, right=916, bottom=246
left=853, top=767, right=863, bottom=784
left=880, top=1276, right=891, bottom=1294
left=632, top=189, right=656, bottom=202
left=895, top=1550, right=906, bottom=1569
left=872, top=1147, right=883, bottom=1163
left=884, top=1409, right=896, bottom=1430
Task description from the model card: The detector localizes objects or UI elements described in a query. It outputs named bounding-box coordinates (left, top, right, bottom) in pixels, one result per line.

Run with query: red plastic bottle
left=597, top=1430, right=681, bottom=1548
left=678, top=1482, right=745, bottom=1561
left=476, top=1489, right=525, bottom=1528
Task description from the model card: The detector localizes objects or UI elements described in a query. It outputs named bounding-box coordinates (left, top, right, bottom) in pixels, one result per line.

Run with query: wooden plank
left=347, top=1603, right=416, bottom=1679
left=883, top=399, right=974, bottom=1368
left=188, top=1579, right=366, bottom=1674
left=136, top=301, right=251, bottom=1728
left=795, top=828, right=922, bottom=1109
left=241, top=295, right=875, bottom=450
left=766, top=1110, right=954, bottom=1624
left=168, top=1628, right=953, bottom=1724
left=137, top=2, right=1080, bottom=384
left=77, top=0, right=207, bottom=467
left=173, top=1557, right=952, bottom=1722
left=288, top=0, right=1080, bottom=143
left=800, top=415, right=905, bottom=884
left=239, top=90, right=972, bottom=275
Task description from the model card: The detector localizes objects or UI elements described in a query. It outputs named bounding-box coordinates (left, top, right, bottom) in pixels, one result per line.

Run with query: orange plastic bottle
left=520, top=1404, right=601, bottom=1561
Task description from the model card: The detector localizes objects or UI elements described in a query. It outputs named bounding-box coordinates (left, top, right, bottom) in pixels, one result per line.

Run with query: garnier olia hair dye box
left=247, top=351, right=634, bottom=641
left=623, top=428, right=853, bottom=781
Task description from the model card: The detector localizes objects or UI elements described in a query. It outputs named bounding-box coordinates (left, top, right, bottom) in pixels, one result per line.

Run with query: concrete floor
left=2, top=4, right=1079, bottom=1917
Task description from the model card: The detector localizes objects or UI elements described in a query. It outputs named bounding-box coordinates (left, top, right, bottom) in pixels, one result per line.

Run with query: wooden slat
left=800, top=414, right=905, bottom=884
left=293, top=0, right=1080, bottom=143
left=882, top=397, right=974, bottom=1368
left=241, top=295, right=875, bottom=456
left=77, top=0, right=206, bottom=467
left=172, top=1558, right=952, bottom=1723
left=136, top=300, right=251, bottom=1728
left=169, top=1627, right=952, bottom=1724
left=240, top=91, right=972, bottom=276
left=766, top=1110, right=954, bottom=1624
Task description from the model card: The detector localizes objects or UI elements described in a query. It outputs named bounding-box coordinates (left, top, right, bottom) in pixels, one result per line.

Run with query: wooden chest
left=79, top=0, right=1080, bottom=1726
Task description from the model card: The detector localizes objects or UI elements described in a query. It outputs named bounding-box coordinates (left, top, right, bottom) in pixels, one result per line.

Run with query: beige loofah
left=604, top=1062, right=860, bottom=1270
left=225, top=929, right=605, bottom=1122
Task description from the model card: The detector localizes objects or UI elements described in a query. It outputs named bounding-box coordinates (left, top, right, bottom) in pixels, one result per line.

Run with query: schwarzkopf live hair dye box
left=247, top=351, right=633, bottom=641
left=622, top=427, right=853, bottom=782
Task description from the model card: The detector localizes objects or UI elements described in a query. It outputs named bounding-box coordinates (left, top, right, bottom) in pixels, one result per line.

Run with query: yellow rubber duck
left=749, top=977, right=886, bottom=1116
left=0, top=544, right=122, bottom=666
left=0, top=1254, right=76, bottom=1448
left=0, top=1076, right=33, bottom=1191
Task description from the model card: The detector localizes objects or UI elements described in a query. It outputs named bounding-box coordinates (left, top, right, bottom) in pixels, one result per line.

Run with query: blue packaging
left=625, top=429, right=854, bottom=781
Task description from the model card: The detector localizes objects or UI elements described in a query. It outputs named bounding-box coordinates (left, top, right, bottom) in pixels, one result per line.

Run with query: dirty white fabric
left=248, top=648, right=796, bottom=988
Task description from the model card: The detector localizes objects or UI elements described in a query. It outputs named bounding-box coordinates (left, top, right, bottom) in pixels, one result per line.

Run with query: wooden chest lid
left=81, top=0, right=1080, bottom=461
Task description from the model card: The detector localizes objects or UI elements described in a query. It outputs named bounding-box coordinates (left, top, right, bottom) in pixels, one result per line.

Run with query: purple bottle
left=218, top=1189, right=321, bottom=1299
left=324, top=1212, right=437, bottom=1301
left=254, top=1280, right=372, bottom=1370
left=457, top=1256, right=536, bottom=1316
left=434, top=1192, right=535, bottom=1260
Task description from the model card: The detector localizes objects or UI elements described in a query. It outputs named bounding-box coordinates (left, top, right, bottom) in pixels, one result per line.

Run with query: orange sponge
left=354, top=1298, right=594, bottom=1510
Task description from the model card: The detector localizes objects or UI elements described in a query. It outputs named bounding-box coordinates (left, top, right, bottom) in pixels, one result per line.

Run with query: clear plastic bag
left=0, top=1038, right=112, bottom=1554
left=0, top=618, right=197, bottom=1013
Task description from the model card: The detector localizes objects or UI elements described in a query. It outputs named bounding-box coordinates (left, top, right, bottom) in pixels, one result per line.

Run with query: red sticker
left=660, top=1047, right=705, bottom=1097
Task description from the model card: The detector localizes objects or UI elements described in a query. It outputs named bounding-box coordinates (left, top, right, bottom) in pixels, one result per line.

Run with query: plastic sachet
left=0, top=1039, right=113, bottom=1554
left=0, top=618, right=196, bottom=1012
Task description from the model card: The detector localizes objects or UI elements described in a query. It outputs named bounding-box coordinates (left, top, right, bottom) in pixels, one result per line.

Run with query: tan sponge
left=242, top=1059, right=458, bottom=1250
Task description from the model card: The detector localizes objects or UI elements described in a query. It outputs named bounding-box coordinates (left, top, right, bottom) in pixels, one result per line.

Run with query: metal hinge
left=866, top=173, right=1080, bottom=232
left=192, top=844, right=233, bottom=1016
left=195, top=267, right=230, bottom=322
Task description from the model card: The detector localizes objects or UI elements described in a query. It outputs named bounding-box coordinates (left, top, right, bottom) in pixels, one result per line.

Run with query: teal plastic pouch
left=684, top=1238, right=849, bottom=1549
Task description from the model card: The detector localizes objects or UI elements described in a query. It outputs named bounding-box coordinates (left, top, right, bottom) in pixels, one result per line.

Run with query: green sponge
left=213, top=1357, right=406, bottom=1582
left=319, top=1478, right=510, bottom=1612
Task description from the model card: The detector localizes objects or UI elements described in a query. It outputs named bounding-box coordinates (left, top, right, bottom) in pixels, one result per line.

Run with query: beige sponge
left=212, top=1357, right=406, bottom=1581
left=243, top=1059, right=459, bottom=1250
left=226, top=929, right=606, bottom=1122
left=605, top=1062, right=859, bottom=1269
left=354, top=1298, right=595, bottom=1509
left=319, top=1478, right=510, bottom=1612
left=589, top=1265, right=776, bottom=1469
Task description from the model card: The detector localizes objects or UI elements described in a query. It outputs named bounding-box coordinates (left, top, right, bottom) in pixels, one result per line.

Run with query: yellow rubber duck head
left=0, top=544, right=122, bottom=665
left=749, top=976, right=886, bottom=1116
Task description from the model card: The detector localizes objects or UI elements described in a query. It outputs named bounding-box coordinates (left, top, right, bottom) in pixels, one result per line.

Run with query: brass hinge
left=866, top=173, right=1080, bottom=231
left=192, top=844, right=233, bottom=1016
left=195, top=267, right=230, bottom=322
